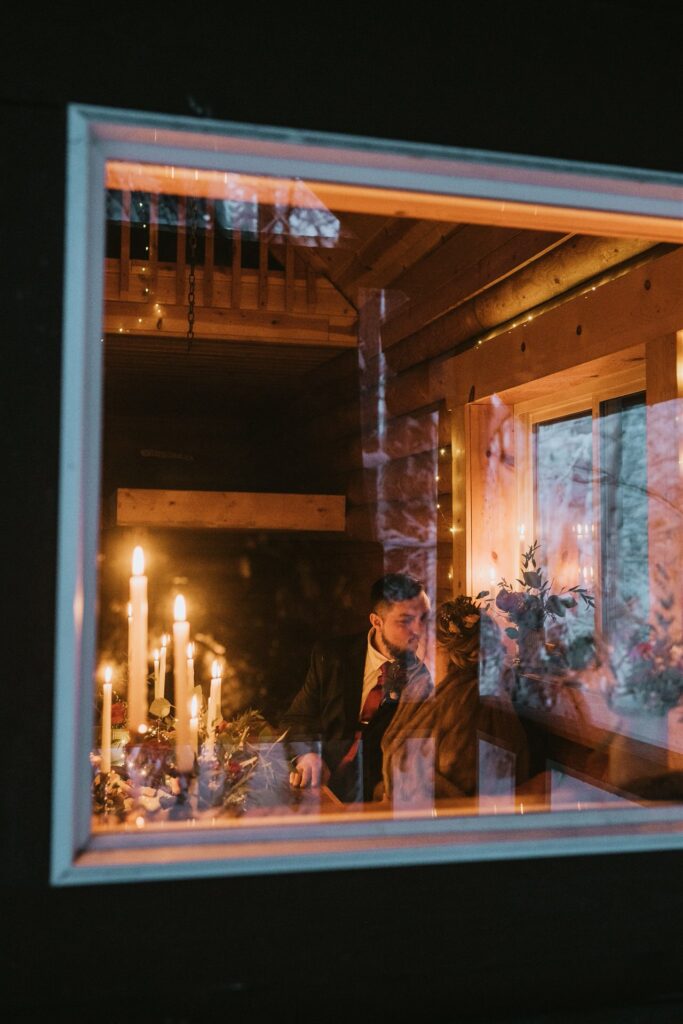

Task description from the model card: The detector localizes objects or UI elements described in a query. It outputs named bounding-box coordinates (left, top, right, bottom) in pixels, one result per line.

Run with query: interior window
left=533, top=409, right=596, bottom=666
left=599, top=392, right=649, bottom=666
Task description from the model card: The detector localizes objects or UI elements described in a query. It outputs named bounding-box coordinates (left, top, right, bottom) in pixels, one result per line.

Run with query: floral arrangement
left=475, top=541, right=595, bottom=707
left=92, top=704, right=290, bottom=822
left=610, top=636, right=683, bottom=715
left=199, top=711, right=290, bottom=814
left=607, top=565, right=683, bottom=716
left=478, top=541, right=594, bottom=667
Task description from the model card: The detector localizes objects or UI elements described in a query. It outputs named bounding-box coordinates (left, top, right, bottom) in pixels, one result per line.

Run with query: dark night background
left=3, top=3, right=683, bottom=1021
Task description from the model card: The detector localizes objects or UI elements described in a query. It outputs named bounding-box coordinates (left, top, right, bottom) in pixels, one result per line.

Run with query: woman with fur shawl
left=381, top=596, right=529, bottom=805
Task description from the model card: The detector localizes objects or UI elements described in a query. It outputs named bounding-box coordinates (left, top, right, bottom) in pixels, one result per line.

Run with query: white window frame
left=52, top=103, right=683, bottom=885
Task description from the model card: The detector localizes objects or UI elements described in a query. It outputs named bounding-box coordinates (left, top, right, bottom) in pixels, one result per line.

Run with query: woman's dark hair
left=370, top=573, right=425, bottom=613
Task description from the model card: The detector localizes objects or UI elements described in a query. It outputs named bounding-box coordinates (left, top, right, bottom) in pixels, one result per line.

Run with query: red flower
left=629, top=641, right=653, bottom=661
left=111, top=702, right=127, bottom=725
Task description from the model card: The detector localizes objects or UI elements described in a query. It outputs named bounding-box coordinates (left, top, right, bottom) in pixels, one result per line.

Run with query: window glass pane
left=534, top=410, right=596, bottom=666
left=80, top=148, right=683, bottom=870
left=599, top=392, right=649, bottom=665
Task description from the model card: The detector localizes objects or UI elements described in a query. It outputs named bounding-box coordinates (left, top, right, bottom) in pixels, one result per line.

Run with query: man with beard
left=281, top=573, right=433, bottom=802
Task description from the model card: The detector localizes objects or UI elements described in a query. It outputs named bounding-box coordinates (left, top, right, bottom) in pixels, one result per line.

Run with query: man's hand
left=289, top=752, right=330, bottom=788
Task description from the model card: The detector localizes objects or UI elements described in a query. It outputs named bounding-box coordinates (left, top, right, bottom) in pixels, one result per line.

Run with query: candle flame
left=127, top=602, right=132, bottom=620
left=211, top=659, right=221, bottom=679
left=132, top=545, right=145, bottom=576
left=153, top=649, right=159, bottom=661
left=161, top=633, right=168, bottom=648
left=190, top=694, right=199, bottom=718
left=174, top=594, right=186, bottom=621
left=104, top=666, right=113, bottom=684
left=187, top=642, right=194, bottom=660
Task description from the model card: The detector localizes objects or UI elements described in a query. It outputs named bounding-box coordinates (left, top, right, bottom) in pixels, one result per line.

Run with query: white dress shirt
left=361, top=628, right=392, bottom=713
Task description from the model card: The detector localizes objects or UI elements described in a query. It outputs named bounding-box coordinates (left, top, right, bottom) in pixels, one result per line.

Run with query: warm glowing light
left=132, top=546, right=145, bottom=576
left=186, top=642, right=194, bottom=660
left=135, top=816, right=145, bottom=829
left=104, top=666, right=113, bottom=684
left=161, top=633, right=168, bottom=648
left=138, top=724, right=148, bottom=734
left=211, top=660, right=221, bottom=679
left=190, top=694, right=199, bottom=718
left=174, top=594, right=187, bottom=622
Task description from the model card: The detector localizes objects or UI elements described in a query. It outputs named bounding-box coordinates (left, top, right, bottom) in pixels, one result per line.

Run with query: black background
left=3, top=3, right=683, bottom=1020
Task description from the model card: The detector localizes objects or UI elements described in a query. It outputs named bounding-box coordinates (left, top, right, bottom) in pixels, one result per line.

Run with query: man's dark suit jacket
left=280, top=633, right=431, bottom=802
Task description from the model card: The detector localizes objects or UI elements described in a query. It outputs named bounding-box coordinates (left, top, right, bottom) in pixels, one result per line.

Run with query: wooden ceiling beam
left=365, top=220, right=455, bottom=290
left=334, top=218, right=420, bottom=291
left=115, top=488, right=346, bottom=532
left=387, top=225, right=515, bottom=301
left=382, top=229, right=570, bottom=348
left=338, top=220, right=456, bottom=299
left=104, top=302, right=357, bottom=347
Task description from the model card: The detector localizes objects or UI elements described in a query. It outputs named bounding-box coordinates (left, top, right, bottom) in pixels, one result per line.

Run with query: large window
left=51, top=105, right=683, bottom=884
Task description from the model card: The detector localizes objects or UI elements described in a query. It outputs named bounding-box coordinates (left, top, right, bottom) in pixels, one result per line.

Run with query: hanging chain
left=186, top=198, right=199, bottom=349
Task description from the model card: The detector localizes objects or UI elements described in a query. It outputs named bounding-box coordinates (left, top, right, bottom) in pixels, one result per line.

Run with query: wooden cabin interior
left=96, top=159, right=683, bottom=815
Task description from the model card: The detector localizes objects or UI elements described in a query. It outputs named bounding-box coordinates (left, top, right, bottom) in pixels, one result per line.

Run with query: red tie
left=336, top=664, right=388, bottom=770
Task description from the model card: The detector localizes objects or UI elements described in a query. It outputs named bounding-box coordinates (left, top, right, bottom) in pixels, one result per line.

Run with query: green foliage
left=477, top=541, right=594, bottom=662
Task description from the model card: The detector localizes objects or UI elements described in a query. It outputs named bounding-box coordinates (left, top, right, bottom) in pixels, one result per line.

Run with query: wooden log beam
left=433, top=245, right=683, bottom=409
left=116, top=488, right=346, bottom=531
left=385, top=236, right=656, bottom=376
left=382, top=229, right=569, bottom=350
left=387, top=226, right=516, bottom=312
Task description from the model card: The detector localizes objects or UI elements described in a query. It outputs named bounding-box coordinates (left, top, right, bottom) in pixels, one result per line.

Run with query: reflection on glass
left=600, top=392, right=649, bottom=668
left=534, top=410, right=596, bottom=676
left=90, top=158, right=683, bottom=844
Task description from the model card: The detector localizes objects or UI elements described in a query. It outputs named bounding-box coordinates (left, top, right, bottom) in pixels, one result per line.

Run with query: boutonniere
left=383, top=661, right=408, bottom=702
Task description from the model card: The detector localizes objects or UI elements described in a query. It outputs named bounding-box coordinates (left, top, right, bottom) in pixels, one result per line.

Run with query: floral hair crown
left=436, top=595, right=482, bottom=643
